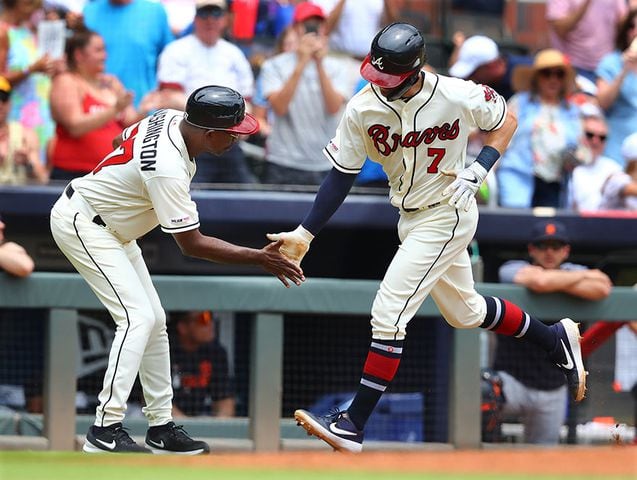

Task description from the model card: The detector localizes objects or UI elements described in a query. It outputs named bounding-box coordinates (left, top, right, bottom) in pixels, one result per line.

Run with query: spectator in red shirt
left=49, top=28, right=158, bottom=180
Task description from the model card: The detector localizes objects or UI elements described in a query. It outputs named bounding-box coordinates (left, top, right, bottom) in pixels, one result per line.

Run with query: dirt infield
left=123, top=446, right=636, bottom=477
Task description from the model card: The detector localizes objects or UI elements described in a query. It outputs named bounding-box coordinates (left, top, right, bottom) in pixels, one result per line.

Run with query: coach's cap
left=293, top=2, right=326, bottom=24
left=621, top=132, right=637, bottom=162
left=185, top=85, right=259, bottom=135
left=0, top=76, right=11, bottom=102
left=195, top=0, right=226, bottom=16
left=530, top=220, right=570, bottom=245
left=449, top=35, right=499, bottom=79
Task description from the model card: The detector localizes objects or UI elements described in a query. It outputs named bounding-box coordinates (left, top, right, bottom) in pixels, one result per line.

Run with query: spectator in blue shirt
left=83, top=0, right=174, bottom=109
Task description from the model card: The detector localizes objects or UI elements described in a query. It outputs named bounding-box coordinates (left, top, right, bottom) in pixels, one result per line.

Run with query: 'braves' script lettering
left=367, top=119, right=460, bottom=156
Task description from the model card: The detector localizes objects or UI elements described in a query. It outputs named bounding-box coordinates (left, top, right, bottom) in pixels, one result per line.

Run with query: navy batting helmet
left=360, top=22, right=426, bottom=89
left=185, top=85, right=259, bottom=135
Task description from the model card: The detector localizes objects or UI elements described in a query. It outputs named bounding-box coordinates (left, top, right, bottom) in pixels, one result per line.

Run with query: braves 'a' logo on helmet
left=371, top=56, right=384, bottom=70
left=482, top=85, right=499, bottom=103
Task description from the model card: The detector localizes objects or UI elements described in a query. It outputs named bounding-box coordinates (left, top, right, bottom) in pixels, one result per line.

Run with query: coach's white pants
left=50, top=193, right=172, bottom=427
left=371, top=201, right=486, bottom=340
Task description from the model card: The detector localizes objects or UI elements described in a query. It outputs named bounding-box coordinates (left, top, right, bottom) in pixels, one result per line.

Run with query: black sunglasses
left=585, top=131, right=607, bottom=142
left=196, top=7, right=224, bottom=18
left=538, top=68, right=566, bottom=79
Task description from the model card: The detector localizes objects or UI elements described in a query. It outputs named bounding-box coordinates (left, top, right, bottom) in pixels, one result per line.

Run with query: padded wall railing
left=1, top=272, right=636, bottom=451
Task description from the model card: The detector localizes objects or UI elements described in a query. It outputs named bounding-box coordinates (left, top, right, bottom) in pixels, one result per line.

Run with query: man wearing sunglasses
left=570, top=108, right=622, bottom=211
left=155, top=0, right=257, bottom=184
left=493, top=220, right=612, bottom=444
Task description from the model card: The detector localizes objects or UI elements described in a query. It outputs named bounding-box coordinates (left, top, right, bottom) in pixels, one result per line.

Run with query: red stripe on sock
left=363, top=351, right=401, bottom=382
left=493, top=299, right=525, bottom=336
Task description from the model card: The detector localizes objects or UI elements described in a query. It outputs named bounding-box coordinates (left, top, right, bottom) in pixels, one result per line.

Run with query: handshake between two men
left=266, top=225, right=315, bottom=281
left=264, top=162, right=485, bottom=287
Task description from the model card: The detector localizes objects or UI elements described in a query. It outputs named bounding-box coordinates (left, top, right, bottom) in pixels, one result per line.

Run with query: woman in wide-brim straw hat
left=496, top=48, right=582, bottom=209
left=511, top=49, right=577, bottom=95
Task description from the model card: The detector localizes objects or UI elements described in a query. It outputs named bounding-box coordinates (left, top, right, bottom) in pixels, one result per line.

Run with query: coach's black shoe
left=295, top=409, right=363, bottom=453
left=550, top=318, right=587, bottom=402
left=83, top=423, right=151, bottom=453
left=145, top=422, right=210, bottom=455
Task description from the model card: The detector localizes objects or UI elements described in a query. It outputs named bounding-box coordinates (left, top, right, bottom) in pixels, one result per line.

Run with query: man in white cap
left=448, top=34, right=531, bottom=205
left=570, top=108, right=622, bottom=211
left=156, top=0, right=257, bottom=184
left=599, top=132, right=637, bottom=210
left=448, top=34, right=530, bottom=100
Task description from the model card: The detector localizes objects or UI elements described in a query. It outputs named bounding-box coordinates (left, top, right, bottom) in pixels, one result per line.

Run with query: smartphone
left=305, top=22, right=319, bottom=34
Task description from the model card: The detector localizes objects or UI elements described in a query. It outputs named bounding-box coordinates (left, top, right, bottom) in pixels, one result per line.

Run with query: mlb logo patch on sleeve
left=171, top=216, right=192, bottom=226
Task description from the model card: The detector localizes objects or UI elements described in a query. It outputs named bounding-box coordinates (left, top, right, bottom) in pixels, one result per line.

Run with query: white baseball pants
left=50, top=191, right=172, bottom=427
left=371, top=201, right=486, bottom=340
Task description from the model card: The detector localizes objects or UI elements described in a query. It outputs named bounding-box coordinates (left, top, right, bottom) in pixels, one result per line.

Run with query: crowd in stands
left=0, top=0, right=635, bottom=214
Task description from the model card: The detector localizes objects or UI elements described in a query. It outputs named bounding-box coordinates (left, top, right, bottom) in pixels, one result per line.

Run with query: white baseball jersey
left=324, top=73, right=507, bottom=211
left=322, top=73, right=508, bottom=340
left=49, top=108, right=201, bottom=429
left=73, top=109, right=200, bottom=243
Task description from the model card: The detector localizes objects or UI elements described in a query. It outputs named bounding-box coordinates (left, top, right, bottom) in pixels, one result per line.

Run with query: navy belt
left=65, top=184, right=107, bottom=227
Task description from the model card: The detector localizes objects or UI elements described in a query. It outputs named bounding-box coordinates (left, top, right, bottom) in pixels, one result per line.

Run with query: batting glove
left=441, top=162, right=488, bottom=212
left=266, top=225, right=314, bottom=265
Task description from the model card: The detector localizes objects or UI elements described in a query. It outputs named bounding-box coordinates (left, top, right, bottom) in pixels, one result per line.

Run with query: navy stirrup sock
left=480, top=296, right=556, bottom=351
left=347, top=339, right=403, bottom=430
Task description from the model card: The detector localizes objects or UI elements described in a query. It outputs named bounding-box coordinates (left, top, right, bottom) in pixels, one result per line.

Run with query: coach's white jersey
left=72, top=109, right=199, bottom=242
left=324, top=73, right=507, bottom=211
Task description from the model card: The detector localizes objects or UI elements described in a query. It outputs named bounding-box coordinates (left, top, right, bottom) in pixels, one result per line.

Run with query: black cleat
left=145, top=422, right=210, bottom=455
left=551, top=318, right=587, bottom=402
left=83, top=423, right=151, bottom=453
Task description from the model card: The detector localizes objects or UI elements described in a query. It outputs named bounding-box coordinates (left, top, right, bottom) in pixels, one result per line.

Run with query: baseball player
left=50, top=85, right=304, bottom=454
left=267, top=23, right=587, bottom=453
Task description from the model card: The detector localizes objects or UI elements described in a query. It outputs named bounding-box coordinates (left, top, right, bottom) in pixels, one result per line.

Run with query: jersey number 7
left=92, top=125, right=140, bottom=174
left=426, top=147, right=445, bottom=173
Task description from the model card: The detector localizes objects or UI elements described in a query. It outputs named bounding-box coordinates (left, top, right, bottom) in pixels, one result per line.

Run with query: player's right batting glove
left=441, top=162, right=488, bottom=212
left=266, top=225, right=314, bottom=266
